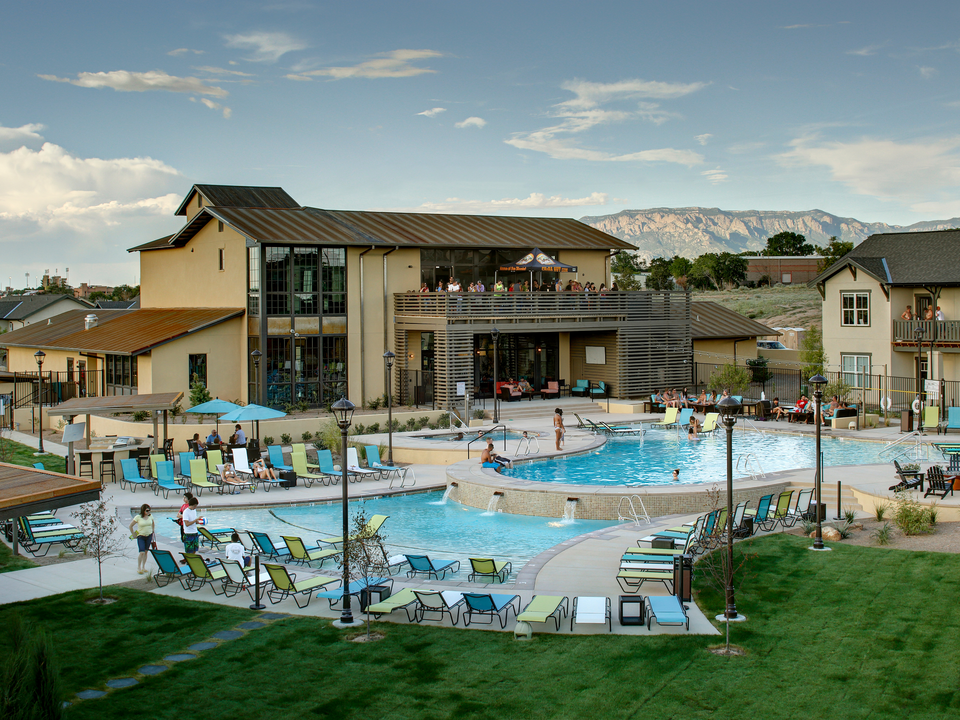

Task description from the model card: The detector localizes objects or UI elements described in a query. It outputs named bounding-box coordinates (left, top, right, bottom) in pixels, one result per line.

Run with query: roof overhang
left=46, top=392, right=184, bottom=417
left=0, top=463, right=102, bottom=518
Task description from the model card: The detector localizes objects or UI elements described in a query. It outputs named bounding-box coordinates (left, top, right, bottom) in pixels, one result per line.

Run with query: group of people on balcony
left=901, top=304, right=945, bottom=321
left=418, top=277, right=617, bottom=294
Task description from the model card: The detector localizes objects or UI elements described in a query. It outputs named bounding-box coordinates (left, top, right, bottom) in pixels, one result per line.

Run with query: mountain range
left=579, top=208, right=960, bottom=261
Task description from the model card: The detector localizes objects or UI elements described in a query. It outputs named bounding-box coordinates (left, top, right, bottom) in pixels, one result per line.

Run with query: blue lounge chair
left=365, top=445, right=402, bottom=480
left=405, top=554, right=461, bottom=580
left=315, top=577, right=395, bottom=609
left=645, top=595, right=690, bottom=631
left=940, top=407, right=960, bottom=435
left=119, top=458, right=154, bottom=492
left=149, top=548, right=191, bottom=588
left=17, top=518, right=85, bottom=557
left=267, top=445, right=293, bottom=472
left=676, top=408, right=694, bottom=429
left=250, top=531, right=292, bottom=560
left=462, top=593, right=521, bottom=628
left=177, top=452, right=195, bottom=481
left=317, top=449, right=351, bottom=483
left=153, top=460, right=185, bottom=499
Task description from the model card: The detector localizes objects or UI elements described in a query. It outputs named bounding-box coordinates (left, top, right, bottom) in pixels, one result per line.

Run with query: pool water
left=157, top=491, right=616, bottom=579
left=509, top=432, right=887, bottom=486
left=416, top=430, right=531, bottom=443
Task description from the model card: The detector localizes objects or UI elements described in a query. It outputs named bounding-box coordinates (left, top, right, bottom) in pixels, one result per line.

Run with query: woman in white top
left=128, top=503, right=156, bottom=575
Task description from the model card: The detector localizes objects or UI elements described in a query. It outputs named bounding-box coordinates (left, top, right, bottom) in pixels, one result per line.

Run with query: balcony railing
left=893, top=320, right=960, bottom=343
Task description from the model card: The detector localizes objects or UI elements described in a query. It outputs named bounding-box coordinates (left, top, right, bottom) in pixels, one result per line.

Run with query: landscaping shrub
left=301, top=431, right=313, bottom=442
left=872, top=523, right=892, bottom=546
left=132, top=410, right=149, bottom=423
left=262, top=436, right=274, bottom=446
left=893, top=490, right=934, bottom=535
left=280, top=433, right=292, bottom=445
left=873, top=501, right=890, bottom=521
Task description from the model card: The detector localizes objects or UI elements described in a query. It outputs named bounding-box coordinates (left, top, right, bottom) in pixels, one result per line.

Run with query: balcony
left=893, top=320, right=960, bottom=347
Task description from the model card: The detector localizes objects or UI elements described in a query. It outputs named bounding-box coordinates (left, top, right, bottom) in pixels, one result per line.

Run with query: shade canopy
left=498, top=248, right=578, bottom=273
left=218, top=404, right=287, bottom=423
left=186, top=399, right=241, bottom=415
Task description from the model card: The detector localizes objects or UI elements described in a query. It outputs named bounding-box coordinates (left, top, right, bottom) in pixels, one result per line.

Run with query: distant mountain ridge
left=579, top=207, right=960, bottom=261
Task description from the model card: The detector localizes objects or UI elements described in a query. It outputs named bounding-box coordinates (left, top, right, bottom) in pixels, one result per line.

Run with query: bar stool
left=100, top=451, right=117, bottom=484
left=163, top=438, right=175, bottom=462
left=135, top=447, right=151, bottom=476
left=77, top=451, right=94, bottom=479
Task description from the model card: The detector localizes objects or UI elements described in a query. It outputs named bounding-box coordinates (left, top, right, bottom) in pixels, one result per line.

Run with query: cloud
left=455, top=116, right=486, bottom=129
left=920, top=66, right=937, bottom=78
left=695, top=133, right=713, bottom=146
left=198, top=98, right=232, bottom=118
left=384, top=192, right=610, bottom=214
left=557, top=78, right=707, bottom=110
left=39, top=70, right=228, bottom=98
left=779, top=134, right=960, bottom=210
left=287, top=49, right=441, bottom=80
left=728, top=141, right=766, bottom=154
left=224, top=32, right=307, bottom=62
left=701, top=167, right=728, bottom=184
left=846, top=45, right=883, bottom=56
left=417, top=107, right=446, bottom=117
left=168, top=48, right=204, bottom=56
left=0, top=123, right=45, bottom=149
left=194, top=66, right=255, bottom=77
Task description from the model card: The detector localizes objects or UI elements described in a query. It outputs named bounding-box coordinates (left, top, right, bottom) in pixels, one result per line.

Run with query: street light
left=915, top=325, right=925, bottom=420
left=331, top=396, right=356, bottom=625
left=34, top=350, right=45, bottom=453
left=251, top=349, right=262, bottom=405
left=490, top=328, right=500, bottom=423
left=809, top=373, right=829, bottom=552
left=716, top=394, right=742, bottom=621
left=383, top=351, right=396, bottom=465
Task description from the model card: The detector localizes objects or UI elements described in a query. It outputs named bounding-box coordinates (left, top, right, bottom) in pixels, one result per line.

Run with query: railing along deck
left=893, top=320, right=960, bottom=344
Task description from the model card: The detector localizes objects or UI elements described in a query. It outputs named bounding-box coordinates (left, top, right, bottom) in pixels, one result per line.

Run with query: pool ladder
left=515, top=434, right=540, bottom=456
left=735, top=453, right=766, bottom=479
left=617, top=495, right=652, bottom=526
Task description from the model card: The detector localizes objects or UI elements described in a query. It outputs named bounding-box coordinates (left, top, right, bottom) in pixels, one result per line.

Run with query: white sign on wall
left=456, top=382, right=466, bottom=396
left=925, top=379, right=940, bottom=399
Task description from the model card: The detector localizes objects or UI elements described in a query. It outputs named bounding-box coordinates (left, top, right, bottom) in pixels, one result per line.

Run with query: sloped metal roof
left=0, top=308, right=244, bottom=355
left=47, top=392, right=184, bottom=416
left=0, top=295, right=92, bottom=320
left=175, top=184, right=300, bottom=217
left=691, top=301, right=776, bottom=339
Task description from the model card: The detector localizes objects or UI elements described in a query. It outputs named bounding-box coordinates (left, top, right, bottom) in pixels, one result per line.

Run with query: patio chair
left=516, top=595, right=569, bottom=631
left=187, top=458, right=220, bottom=496
left=291, top=443, right=320, bottom=470
left=413, top=590, right=465, bottom=624
left=162, top=438, right=175, bottom=462
left=940, top=407, right=960, bottom=435
left=746, top=494, right=775, bottom=534
left=676, top=408, right=694, bottom=429
left=181, top=553, right=228, bottom=594
left=890, top=460, right=924, bottom=491
left=462, top=593, right=521, bottom=628
left=366, top=544, right=409, bottom=576
left=570, top=379, right=589, bottom=397
left=217, top=464, right=256, bottom=494
left=627, top=526, right=700, bottom=558
left=468, top=557, right=513, bottom=583
left=205, top=449, right=224, bottom=477
left=280, top=535, right=342, bottom=568
left=498, top=385, right=522, bottom=403
left=760, top=490, right=794, bottom=531
left=784, top=488, right=813, bottom=526
left=119, top=458, right=154, bottom=492
left=319, top=514, right=389, bottom=547
left=925, top=465, right=955, bottom=499
left=267, top=445, right=293, bottom=472
left=648, top=407, right=679, bottom=429
left=699, top=412, right=720, bottom=434
left=346, top=447, right=379, bottom=481
left=617, top=567, right=674, bottom=594
left=365, top=445, right=402, bottom=480
left=574, top=413, right=590, bottom=429
left=263, top=563, right=339, bottom=608
left=317, top=449, right=348, bottom=484
left=231, top=447, right=256, bottom=479
left=177, top=452, right=194, bottom=481
left=920, top=406, right=941, bottom=434
left=218, top=559, right=268, bottom=600
left=540, top=381, right=560, bottom=400
left=316, top=577, right=395, bottom=609
left=249, top=531, right=291, bottom=560
left=149, top=453, right=165, bottom=479
left=365, top=588, right=421, bottom=621
left=598, top=421, right=643, bottom=436
left=291, top=452, right=331, bottom=488
left=149, top=548, right=190, bottom=588
left=154, top=460, right=185, bottom=499
left=645, top=595, right=690, bottom=631
left=16, top=518, right=85, bottom=557
left=198, top=525, right=235, bottom=550
left=588, top=380, right=609, bottom=400
left=405, top=554, right=461, bottom=580
left=571, top=596, right=612, bottom=632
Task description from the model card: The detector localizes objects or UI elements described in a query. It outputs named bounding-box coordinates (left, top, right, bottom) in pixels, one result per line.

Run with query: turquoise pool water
left=158, top=491, right=616, bottom=578
left=509, top=432, right=887, bottom=486
left=415, top=430, right=531, bottom=443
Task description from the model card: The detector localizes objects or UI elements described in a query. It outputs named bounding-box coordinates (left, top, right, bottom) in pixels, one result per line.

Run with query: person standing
left=901, top=305, right=913, bottom=321
left=554, top=407, right=565, bottom=451
left=181, top=497, right=201, bottom=556
left=937, top=306, right=946, bottom=321
left=128, top=503, right=155, bottom=575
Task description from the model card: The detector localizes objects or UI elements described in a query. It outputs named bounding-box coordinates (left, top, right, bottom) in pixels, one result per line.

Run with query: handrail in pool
left=466, top=425, right=509, bottom=459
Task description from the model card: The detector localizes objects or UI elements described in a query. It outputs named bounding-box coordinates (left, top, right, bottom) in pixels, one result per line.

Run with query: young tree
left=72, top=495, right=127, bottom=603
left=645, top=257, right=674, bottom=290
left=189, top=373, right=212, bottom=408
left=611, top=251, right=643, bottom=290
left=762, top=231, right=815, bottom=256
left=669, top=256, right=693, bottom=289
left=814, top=236, right=854, bottom=272
left=707, top=364, right=752, bottom=396
left=342, top=509, right=389, bottom=640
left=799, top=325, right=827, bottom=377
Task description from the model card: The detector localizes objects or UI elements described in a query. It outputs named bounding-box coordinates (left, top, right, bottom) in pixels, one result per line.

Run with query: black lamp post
left=383, top=351, right=396, bottom=465
left=331, top=396, right=356, bottom=625
left=34, top=350, right=45, bottom=453
left=809, top=373, right=829, bottom=551
left=915, top=325, right=925, bottom=418
left=251, top=349, right=262, bottom=405
left=491, top=328, right=500, bottom=423
left=716, top=394, right=742, bottom=621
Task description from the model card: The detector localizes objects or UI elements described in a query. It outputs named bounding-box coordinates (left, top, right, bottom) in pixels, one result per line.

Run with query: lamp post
left=383, top=351, right=395, bottom=465
left=491, top=327, right=500, bottom=423
left=915, top=325, right=925, bottom=417
left=34, top=350, right=45, bottom=453
left=331, top=396, right=356, bottom=625
left=809, top=373, right=829, bottom=551
left=251, top=349, right=262, bottom=405
left=716, top=395, right=742, bottom=621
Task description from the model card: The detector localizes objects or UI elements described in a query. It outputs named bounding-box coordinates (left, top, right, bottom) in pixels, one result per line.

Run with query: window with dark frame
left=189, top=354, right=208, bottom=388
left=218, top=248, right=224, bottom=271
left=841, top=291, right=870, bottom=326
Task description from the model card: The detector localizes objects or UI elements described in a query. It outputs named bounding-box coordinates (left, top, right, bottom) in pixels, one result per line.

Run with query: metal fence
left=398, top=369, right=436, bottom=409
left=10, top=370, right=105, bottom=411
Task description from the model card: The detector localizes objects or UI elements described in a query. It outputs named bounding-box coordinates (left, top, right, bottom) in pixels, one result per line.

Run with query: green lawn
left=0, top=538, right=38, bottom=573
left=4, top=535, right=960, bottom=719
left=0, top=436, right=66, bottom=474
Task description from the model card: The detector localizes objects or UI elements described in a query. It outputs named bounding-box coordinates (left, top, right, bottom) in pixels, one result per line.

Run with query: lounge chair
left=16, top=518, right=85, bottom=557
left=346, top=447, right=379, bottom=481
left=462, top=593, right=521, bottom=628
left=281, top=535, right=342, bottom=568
left=119, top=458, right=154, bottom=492
left=939, top=407, right=960, bottom=435
left=925, top=465, right=956, bottom=499
left=291, top=452, right=331, bottom=488
left=317, top=449, right=345, bottom=484
left=413, top=590, right=465, bottom=624
left=784, top=488, right=813, bottom=526
left=516, top=595, right=569, bottom=631
left=181, top=553, right=228, bottom=594
left=263, top=563, right=339, bottom=608
left=920, top=406, right=941, bottom=434
left=153, top=460, right=185, bottom=499
left=365, top=587, right=422, bottom=621
left=645, top=595, right=689, bottom=631
left=177, top=452, right=194, bottom=481
left=316, top=577, right=395, bottom=609
left=187, top=458, right=220, bottom=496
left=267, top=445, right=293, bottom=472
left=676, top=408, right=694, bottom=430
left=198, top=526, right=235, bottom=550
left=204, top=449, right=224, bottom=478
left=32, top=462, right=44, bottom=470
left=760, top=490, right=794, bottom=531
left=570, top=379, right=589, bottom=397
left=216, top=463, right=256, bottom=494
left=291, top=443, right=320, bottom=470
left=370, top=545, right=410, bottom=576
left=468, top=557, right=513, bottom=583
left=890, top=460, right=924, bottom=491
left=149, top=548, right=190, bottom=588
left=617, top=567, right=674, bottom=594
left=365, top=445, right=402, bottom=480
left=249, top=531, right=291, bottom=560
left=319, top=514, right=389, bottom=548
left=699, top=412, right=720, bottom=434
left=573, top=413, right=590, bottom=429
left=745, top=494, right=774, bottom=534
left=405, top=554, right=461, bottom=580
left=231, top=448, right=256, bottom=479
left=218, top=559, right=270, bottom=600
left=571, top=596, right=612, bottom=632
left=648, top=407, right=679, bottom=429
left=626, top=528, right=699, bottom=558
left=149, top=453, right=165, bottom=479
left=598, top=421, right=644, bottom=436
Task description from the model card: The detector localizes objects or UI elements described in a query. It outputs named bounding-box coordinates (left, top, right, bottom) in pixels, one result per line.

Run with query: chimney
left=84, top=314, right=98, bottom=330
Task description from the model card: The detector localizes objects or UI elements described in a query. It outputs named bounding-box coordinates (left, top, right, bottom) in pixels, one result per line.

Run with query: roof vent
left=84, top=314, right=98, bottom=330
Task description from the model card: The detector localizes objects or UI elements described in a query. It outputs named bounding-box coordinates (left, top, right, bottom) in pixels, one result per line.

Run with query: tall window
left=105, top=354, right=138, bottom=395
left=189, top=354, right=207, bottom=388
left=841, top=291, right=869, bottom=326
left=247, top=246, right=260, bottom=316
left=841, top=354, right=871, bottom=388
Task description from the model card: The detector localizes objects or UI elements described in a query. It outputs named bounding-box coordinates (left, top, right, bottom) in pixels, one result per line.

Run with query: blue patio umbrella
left=186, top=399, right=240, bottom=437
left=218, top=403, right=287, bottom=441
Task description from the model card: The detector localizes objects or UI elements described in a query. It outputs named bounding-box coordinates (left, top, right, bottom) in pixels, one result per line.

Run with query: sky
left=2, top=0, right=960, bottom=287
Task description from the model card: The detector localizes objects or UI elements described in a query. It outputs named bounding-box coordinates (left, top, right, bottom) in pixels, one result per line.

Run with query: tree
left=762, top=231, right=814, bottom=256
left=799, top=325, right=827, bottom=377
left=814, top=236, right=854, bottom=273
left=688, top=254, right=717, bottom=290
left=669, top=256, right=693, bottom=289
left=715, top=253, right=748, bottom=288
left=38, top=284, right=74, bottom=296
left=189, top=373, right=212, bottom=408
left=72, top=495, right=126, bottom=603
left=707, top=364, right=751, bottom=396
left=645, top=257, right=674, bottom=290
left=342, top=508, right=389, bottom=640
left=745, top=355, right=772, bottom=388
left=611, top=252, right=643, bottom=291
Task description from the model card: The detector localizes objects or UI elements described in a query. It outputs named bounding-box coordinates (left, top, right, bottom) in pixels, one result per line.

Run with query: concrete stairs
left=488, top=397, right=612, bottom=423
left=786, top=478, right=864, bottom=516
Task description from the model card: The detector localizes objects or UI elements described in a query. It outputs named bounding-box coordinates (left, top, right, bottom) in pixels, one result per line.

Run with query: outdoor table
left=618, top=595, right=645, bottom=626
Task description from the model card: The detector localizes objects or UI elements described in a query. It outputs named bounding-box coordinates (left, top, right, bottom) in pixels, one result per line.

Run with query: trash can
left=901, top=410, right=913, bottom=433
left=673, top=554, right=693, bottom=602
left=651, top=537, right=675, bottom=550
left=805, top=502, right=827, bottom=522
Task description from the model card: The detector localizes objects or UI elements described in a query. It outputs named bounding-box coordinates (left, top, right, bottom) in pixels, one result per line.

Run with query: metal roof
left=691, top=301, right=776, bottom=340
left=0, top=307, right=244, bottom=355
left=46, top=392, right=184, bottom=416
left=0, top=463, right=102, bottom=517
left=0, top=294, right=92, bottom=321
left=175, top=184, right=300, bottom=217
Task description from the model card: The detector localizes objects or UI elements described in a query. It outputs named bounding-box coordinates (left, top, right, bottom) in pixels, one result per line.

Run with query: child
left=224, top=532, right=251, bottom=568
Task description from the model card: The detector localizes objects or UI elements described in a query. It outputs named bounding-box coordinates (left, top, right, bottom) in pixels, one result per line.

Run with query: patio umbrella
left=185, top=398, right=240, bottom=437
left=218, top=403, right=287, bottom=441
left=499, top=248, right=578, bottom=288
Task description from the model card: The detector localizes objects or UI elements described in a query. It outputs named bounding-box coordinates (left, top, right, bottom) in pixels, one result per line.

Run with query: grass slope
left=4, top=535, right=960, bottom=719
left=695, top=285, right=821, bottom=332
left=0, top=539, right=38, bottom=573
left=0, top=436, right=66, bottom=474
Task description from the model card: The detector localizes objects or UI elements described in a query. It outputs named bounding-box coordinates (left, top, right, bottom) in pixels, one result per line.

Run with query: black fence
left=10, top=370, right=105, bottom=411
left=397, top=369, right=436, bottom=409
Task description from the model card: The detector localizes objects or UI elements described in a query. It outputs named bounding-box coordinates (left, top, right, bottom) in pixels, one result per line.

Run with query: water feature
left=483, top=492, right=503, bottom=516
left=561, top=498, right=578, bottom=524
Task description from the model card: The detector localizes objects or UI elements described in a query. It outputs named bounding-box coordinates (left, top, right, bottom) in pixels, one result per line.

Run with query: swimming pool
left=415, top=430, right=531, bottom=443
left=157, top=491, right=617, bottom=579
left=509, top=432, right=887, bottom=486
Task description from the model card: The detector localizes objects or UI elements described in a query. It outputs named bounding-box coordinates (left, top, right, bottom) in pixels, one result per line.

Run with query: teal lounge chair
left=177, top=452, right=194, bottom=481
left=264, top=563, right=339, bottom=609
left=468, top=557, right=513, bottom=583
left=405, top=554, right=460, bottom=580
left=462, top=593, right=521, bottom=628
left=153, top=460, right=185, bottom=499
left=317, top=449, right=350, bottom=484
left=32, top=462, right=44, bottom=470
left=150, top=548, right=191, bottom=588
left=316, top=577, right=395, bottom=609
left=119, top=458, right=154, bottom=492
left=645, top=595, right=689, bottom=631
left=516, top=595, right=569, bottom=631
left=17, top=518, right=85, bottom=557
left=267, top=445, right=293, bottom=472
left=365, top=445, right=402, bottom=479
left=676, top=408, right=694, bottom=429
left=250, top=531, right=291, bottom=560
left=940, top=407, right=960, bottom=435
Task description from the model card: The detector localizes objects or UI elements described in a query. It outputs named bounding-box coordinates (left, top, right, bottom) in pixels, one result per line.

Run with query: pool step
left=786, top=480, right=864, bottom=515
left=490, top=398, right=608, bottom=423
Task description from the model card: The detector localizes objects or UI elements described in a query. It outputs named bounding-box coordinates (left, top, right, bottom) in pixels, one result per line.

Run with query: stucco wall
left=822, top=272, right=894, bottom=375
left=150, top=317, right=245, bottom=401
left=556, top=249, right=610, bottom=288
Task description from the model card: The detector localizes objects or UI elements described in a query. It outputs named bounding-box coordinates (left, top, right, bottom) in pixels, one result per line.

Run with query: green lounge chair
left=617, top=568, right=674, bottom=594
left=468, top=557, right=513, bottom=583
left=16, top=518, right=85, bottom=557
left=648, top=407, right=679, bottom=429
left=405, top=554, right=460, bottom=580
left=119, top=458, right=154, bottom=492
left=413, top=590, right=465, bottom=624
left=181, top=553, right=228, bottom=594
left=264, top=563, right=338, bottom=608
left=188, top=458, right=220, bottom=496
left=198, top=525, right=235, bottom=550
left=149, top=548, right=190, bottom=588
left=699, top=412, right=720, bottom=433
left=291, top=443, right=320, bottom=469
left=149, top=453, right=165, bottom=478
left=645, top=595, right=689, bottom=631
left=365, top=588, right=423, bottom=621
left=205, top=449, right=224, bottom=476
left=920, top=406, right=941, bottom=434
left=291, top=452, right=330, bottom=488
left=516, top=595, right=569, bottom=631
left=760, top=490, right=794, bottom=531
left=462, top=593, right=521, bottom=628
left=319, top=514, right=388, bottom=547
left=281, top=535, right=342, bottom=568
